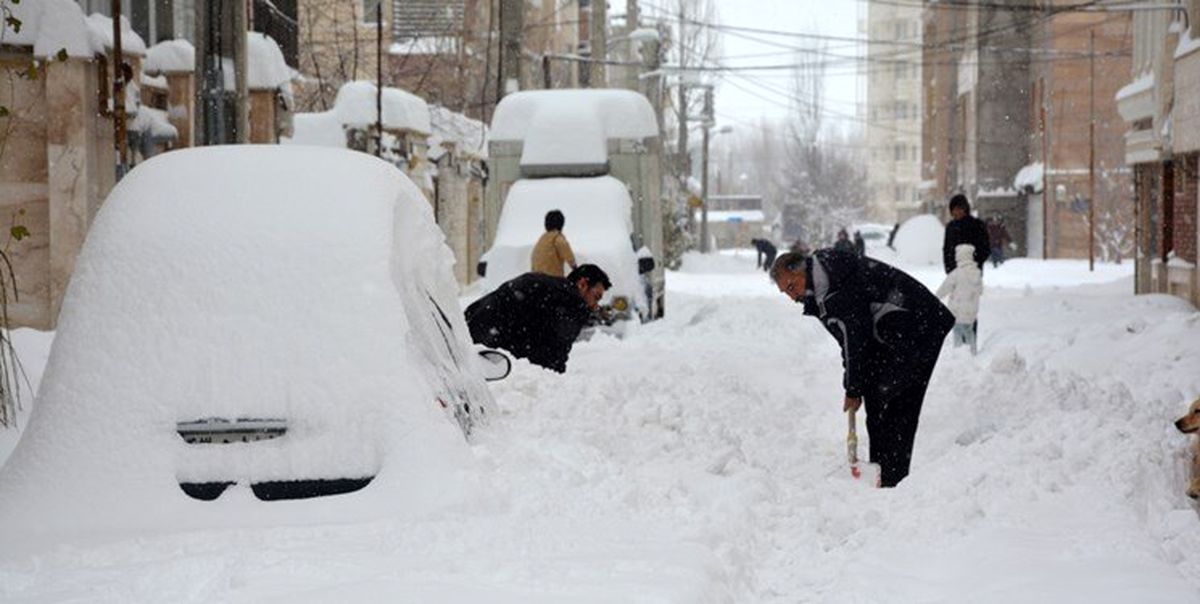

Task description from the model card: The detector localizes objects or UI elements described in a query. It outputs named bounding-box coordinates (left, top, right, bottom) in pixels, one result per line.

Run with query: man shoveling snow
left=771, top=250, right=954, bottom=487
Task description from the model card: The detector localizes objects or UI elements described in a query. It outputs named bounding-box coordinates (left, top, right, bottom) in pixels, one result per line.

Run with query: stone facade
left=0, top=50, right=115, bottom=329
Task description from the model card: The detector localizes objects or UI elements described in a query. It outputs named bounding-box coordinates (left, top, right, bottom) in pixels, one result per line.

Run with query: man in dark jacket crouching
left=465, top=265, right=610, bottom=373
left=771, top=250, right=954, bottom=487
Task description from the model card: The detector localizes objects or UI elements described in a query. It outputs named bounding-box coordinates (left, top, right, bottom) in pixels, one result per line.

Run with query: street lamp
left=700, top=123, right=734, bottom=253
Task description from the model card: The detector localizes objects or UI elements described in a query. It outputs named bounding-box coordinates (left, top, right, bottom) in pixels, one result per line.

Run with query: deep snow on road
left=2, top=251, right=1199, bottom=602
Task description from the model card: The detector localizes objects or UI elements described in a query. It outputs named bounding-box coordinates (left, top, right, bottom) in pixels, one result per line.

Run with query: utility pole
left=1088, top=29, right=1096, bottom=271
left=543, top=55, right=552, bottom=89
left=498, top=0, right=524, bottom=99
left=589, top=0, right=607, bottom=87
left=233, top=0, right=249, bottom=143
left=376, top=0, right=383, bottom=158
left=111, top=0, right=128, bottom=178
left=700, top=86, right=713, bottom=253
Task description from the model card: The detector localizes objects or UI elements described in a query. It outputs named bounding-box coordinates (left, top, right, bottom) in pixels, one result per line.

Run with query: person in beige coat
left=531, top=210, right=577, bottom=277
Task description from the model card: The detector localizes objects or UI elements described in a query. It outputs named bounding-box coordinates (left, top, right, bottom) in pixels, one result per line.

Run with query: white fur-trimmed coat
left=936, top=244, right=983, bottom=324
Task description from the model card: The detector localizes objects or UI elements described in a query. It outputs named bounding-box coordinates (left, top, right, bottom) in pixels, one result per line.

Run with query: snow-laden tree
left=777, top=46, right=868, bottom=248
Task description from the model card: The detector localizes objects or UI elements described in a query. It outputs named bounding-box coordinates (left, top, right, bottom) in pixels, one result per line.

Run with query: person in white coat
left=936, top=244, right=983, bottom=354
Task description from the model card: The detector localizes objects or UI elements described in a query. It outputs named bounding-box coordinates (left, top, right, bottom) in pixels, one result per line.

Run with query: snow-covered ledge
left=1116, top=72, right=1155, bottom=123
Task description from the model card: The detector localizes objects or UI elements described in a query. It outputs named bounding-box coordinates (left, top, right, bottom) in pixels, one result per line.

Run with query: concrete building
left=865, top=0, right=924, bottom=224
left=1115, top=2, right=1199, bottom=306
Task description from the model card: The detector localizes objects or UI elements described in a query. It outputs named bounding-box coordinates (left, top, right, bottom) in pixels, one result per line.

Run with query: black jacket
left=465, top=272, right=593, bottom=373
left=943, top=215, right=990, bottom=273
left=802, top=250, right=954, bottom=401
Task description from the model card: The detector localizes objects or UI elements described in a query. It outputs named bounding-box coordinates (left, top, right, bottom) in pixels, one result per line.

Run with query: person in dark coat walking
left=985, top=216, right=1012, bottom=267
left=751, top=238, right=778, bottom=272
left=942, top=194, right=990, bottom=274
left=771, top=250, right=954, bottom=487
left=833, top=229, right=856, bottom=255
left=853, top=231, right=866, bottom=257
left=465, top=265, right=611, bottom=373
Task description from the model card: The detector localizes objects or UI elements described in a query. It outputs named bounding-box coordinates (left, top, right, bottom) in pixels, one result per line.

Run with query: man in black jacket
left=942, top=194, right=991, bottom=274
left=465, top=265, right=610, bottom=373
left=771, top=250, right=954, bottom=487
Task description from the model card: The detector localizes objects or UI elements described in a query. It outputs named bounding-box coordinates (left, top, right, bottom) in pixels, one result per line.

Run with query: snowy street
left=2, top=251, right=1198, bottom=603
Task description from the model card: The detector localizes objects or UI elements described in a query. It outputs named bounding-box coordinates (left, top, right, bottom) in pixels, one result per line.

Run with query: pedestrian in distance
left=853, top=231, right=866, bottom=257
left=942, top=194, right=990, bottom=275
left=936, top=244, right=983, bottom=355
left=985, top=216, right=1012, bottom=268
left=770, top=250, right=954, bottom=487
left=531, top=210, right=577, bottom=278
left=465, top=265, right=611, bottom=374
left=752, top=238, right=778, bottom=272
left=833, top=229, right=856, bottom=255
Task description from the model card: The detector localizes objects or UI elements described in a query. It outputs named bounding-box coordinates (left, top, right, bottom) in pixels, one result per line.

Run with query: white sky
left=699, top=0, right=864, bottom=130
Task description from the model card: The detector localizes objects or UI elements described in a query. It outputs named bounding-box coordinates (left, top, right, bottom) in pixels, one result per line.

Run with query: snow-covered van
left=481, top=89, right=664, bottom=320
left=0, top=146, right=501, bottom=541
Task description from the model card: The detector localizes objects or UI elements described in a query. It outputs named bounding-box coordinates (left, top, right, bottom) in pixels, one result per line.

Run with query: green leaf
left=0, top=107, right=8, bottom=119
left=56, top=48, right=68, bottom=62
left=5, top=15, right=21, bottom=34
left=9, top=226, right=29, bottom=242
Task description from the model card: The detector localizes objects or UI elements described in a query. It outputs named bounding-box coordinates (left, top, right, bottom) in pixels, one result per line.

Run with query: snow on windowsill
left=1175, top=28, right=1200, bottom=60
left=1115, top=72, right=1153, bottom=102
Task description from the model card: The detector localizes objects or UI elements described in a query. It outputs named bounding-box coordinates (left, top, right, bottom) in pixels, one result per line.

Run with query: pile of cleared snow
left=0, top=146, right=486, bottom=543
left=893, top=214, right=945, bottom=266
left=0, top=0, right=102, bottom=58
left=144, top=39, right=194, bottom=74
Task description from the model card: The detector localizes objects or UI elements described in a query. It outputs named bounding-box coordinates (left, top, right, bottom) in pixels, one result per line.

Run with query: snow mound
left=85, top=13, right=147, bottom=56
left=482, top=176, right=647, bottom=313
left=334, top=81, right=432, bottom=135
left=246, top=32, right=292, bottom=90
left=0, top=146, right=490, bottom=544
left=128, top=106, right=177, bottom=138
left=1, top=0, right=103, bottom=58
left=144, top=39, right=195, bottom=74
left=1014, top=162, right=1044, bottom=194
left=430, top=105, right=488, bottom=159
left=284, top=111, right=346, bottom=148
left=893, top=214, right=945, bottom=266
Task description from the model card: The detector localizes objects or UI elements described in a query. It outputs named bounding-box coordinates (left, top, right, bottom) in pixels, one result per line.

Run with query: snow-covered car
left=0, top=146, right=500, bottom=541
left=477, top=176, right=654, bottom=322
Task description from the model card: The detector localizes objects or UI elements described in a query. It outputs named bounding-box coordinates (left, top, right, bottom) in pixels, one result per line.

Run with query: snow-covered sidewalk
left=1, top=252, right=1198, bottom=602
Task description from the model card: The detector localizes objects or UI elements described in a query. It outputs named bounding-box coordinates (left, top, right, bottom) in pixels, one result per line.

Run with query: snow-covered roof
left=85, top=13, right=147, bottom=57
left=144, top=39, right=195, bottom=74
left=430, top=106, right=487, bottom=159
left=490, top=89, right=658, bottom=168
left=334, top=81, right=432, bottom=135
left=1115, top=72, right=1153, bottom=103
left=0, top=0, right=103, bottom=59
left=1013, top=162, right=1044, bottom=193
left=247, top=32, right=292, bottom=90
left=128, top=106, right=177, bottom=139
left=0, top=145, right=491, bottom=538
left=482, top=176, right=647, bottom=312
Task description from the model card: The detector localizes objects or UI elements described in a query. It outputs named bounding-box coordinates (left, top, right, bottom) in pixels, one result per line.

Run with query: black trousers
left=864, top=356, right=939, bottom=487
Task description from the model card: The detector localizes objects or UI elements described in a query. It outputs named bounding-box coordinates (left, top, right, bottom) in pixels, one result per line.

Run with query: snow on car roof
left=0, top=146, right=486, bottom=543
left=489, top=89, right=658, bottom=168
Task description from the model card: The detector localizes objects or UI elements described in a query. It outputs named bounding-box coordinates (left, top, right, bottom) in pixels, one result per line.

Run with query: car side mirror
left=477, top=349, right=511, bottom=381
left=638, top=257, right=656, bottom=275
